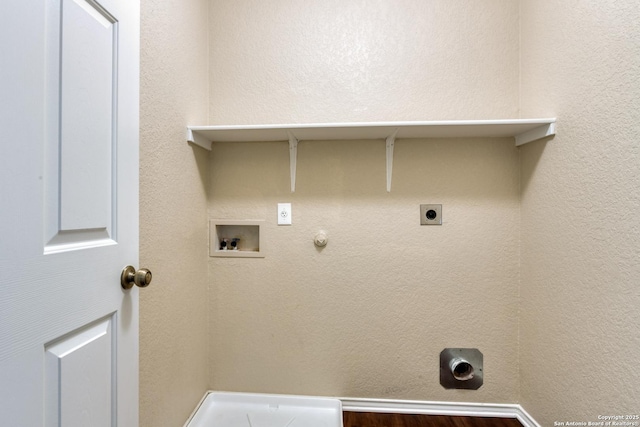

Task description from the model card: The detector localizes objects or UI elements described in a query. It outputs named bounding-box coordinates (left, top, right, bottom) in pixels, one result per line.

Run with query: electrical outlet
left=420, top=204, right=442, bottom=225
left=278, top=203, right=292, bottom=225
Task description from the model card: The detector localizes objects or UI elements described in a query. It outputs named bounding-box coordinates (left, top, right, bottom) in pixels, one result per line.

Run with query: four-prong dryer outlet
left=420, top=204, right=442, bottom=225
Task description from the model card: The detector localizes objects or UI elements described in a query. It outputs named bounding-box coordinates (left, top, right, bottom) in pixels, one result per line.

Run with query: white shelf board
left=187, top=118, right=556, bottom=149
left=186, top=118, right=556, bottom=192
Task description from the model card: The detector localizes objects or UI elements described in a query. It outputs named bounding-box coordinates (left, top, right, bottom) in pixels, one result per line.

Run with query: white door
left=0, top=0, right=140, bottom=425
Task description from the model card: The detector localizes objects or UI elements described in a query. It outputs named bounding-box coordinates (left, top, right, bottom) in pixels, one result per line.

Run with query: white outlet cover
left=278, top=203, right=292, bottom=225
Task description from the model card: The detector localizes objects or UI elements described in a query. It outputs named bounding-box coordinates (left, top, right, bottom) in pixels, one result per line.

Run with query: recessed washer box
left=186, top=392, right=343, bottom=427
left=210, top=220, right=264, bottom=258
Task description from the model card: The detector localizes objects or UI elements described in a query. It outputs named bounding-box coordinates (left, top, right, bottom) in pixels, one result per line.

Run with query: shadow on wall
left=520, top=137, right=551, bottom=195
left=189, top=141, right=213, bottom=194
left=207, top=137, right=522, bottom=203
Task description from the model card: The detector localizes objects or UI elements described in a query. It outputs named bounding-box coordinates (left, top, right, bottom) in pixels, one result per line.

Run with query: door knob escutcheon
left=121, top=266, right=152, bottom=289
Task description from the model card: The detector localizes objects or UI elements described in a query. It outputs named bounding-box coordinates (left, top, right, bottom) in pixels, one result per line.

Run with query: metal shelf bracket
left=386, top=130, right=397, bottom=192
left=288, top=132, right=298, bottom=192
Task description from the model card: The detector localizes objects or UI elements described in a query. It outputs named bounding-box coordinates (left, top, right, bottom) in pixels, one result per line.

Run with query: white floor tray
left=186, top=392, right=343, bottom=427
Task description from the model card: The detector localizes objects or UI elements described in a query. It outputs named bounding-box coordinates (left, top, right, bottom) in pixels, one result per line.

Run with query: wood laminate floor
left=343, top=412, right=523, bottom=427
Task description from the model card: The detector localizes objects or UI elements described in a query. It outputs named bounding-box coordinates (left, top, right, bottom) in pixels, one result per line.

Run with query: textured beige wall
left=136, top=0, right=640, bottom=422
left=519, top=1, right=640, bottom=424
left=209, top=0, right=519, bottom=124
left=139, top=0, right=210, bottom=425
left=207, top=0, right=521, bottom=403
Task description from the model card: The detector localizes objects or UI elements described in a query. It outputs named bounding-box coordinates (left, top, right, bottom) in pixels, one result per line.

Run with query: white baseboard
left=340, top=397, right=540, bottom=427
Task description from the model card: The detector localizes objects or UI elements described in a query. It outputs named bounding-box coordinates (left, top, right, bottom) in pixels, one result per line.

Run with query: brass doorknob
left=121, top=266, right=152, bottom=289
